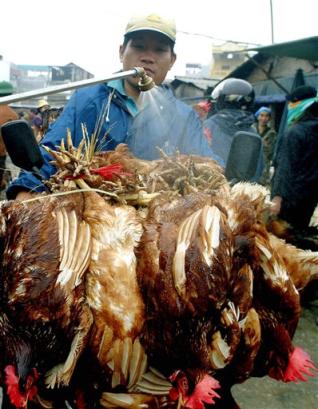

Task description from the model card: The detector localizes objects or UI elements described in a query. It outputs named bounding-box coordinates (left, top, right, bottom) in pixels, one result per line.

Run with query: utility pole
left=270, top=0, right=274, bottom=43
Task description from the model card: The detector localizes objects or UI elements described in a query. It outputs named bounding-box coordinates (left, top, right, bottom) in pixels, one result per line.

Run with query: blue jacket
left=7, top=81, right=223, bottom=198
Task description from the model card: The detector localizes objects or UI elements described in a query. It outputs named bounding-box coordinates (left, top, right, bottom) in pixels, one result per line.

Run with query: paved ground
left=232, top=300, right=318, bottom=409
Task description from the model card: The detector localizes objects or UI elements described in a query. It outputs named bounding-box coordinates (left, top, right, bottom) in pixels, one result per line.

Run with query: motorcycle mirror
left=0, top=119, right=44, bottom=177
left=225, top=131, right=262, bottom=183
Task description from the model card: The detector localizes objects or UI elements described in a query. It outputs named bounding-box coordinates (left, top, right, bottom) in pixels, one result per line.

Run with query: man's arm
left=15, top=191, right=35, bottom=201
left=6, top=93, right=78, bottom=199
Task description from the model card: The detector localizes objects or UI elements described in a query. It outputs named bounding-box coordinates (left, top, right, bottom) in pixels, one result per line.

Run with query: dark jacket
left=7, top=82, right=223, bottom=199
left=271, top=117, right=318, bottom=227
left=204, top=109, right=264, bottom=181
left=253, top=123, right=277, bottom=185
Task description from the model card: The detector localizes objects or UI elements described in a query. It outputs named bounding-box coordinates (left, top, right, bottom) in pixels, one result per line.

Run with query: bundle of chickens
left=44, top=129, right=227, bottom=205
left=1, top=131, right=318, bottom=409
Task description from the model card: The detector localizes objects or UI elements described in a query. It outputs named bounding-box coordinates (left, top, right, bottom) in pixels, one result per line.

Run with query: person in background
left=18, top=111, right=28, bottom=120
left=0, top=81, right=18, bottom=194
left=32, top=99, right=51, bottom=137
left=253, top=106, right=277, bottom=185
left=271, top=85, right=318, bottom=229
left=31, top=115, right=44, bottom=142
left=37, top=99, right=51, bottom=136
left=29, top=108, right=43, bottom=142
left=203, top=78, right=264, bottom=182
left=7, top=12, right=223, bottom=201
left=37, top=99, right=50, bottom=115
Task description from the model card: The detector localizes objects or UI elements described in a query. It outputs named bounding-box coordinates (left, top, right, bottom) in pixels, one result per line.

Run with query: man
left=37, top=99, right=50, bottom=115
left=0, top=81, right=18, bottom=194
left=36, top=99, right=51, bottom=138
left=7, top=13, right=222, bottom=200
left=271, top=85, right=318, bottom=229
left=253, top=106, right=276, bottom=185
left=203, top=78, right=264, bottom=182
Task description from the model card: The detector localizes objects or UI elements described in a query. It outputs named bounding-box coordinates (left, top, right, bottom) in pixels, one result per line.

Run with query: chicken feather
left=83, top=191, right=145, bottom=388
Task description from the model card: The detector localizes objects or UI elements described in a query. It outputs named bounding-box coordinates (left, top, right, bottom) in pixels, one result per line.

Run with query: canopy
left=246, top=36, right=318, bottom=61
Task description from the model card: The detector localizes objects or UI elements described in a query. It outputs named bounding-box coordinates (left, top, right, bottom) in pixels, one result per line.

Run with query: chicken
left=79, top=191, right=224, bottom=409
left=83, top=191, right=145, bottom=390
left=1, top=131, right=318, bottom=409
left=134, top=183, right=316, bottom=408
left=0, top=193, right=93, bottom=408
left=221, top=184, right=317, bottom=397
left=92, top=143, right=156, bottom=176
left=268, top=233, right=318, bottom=292
left=231, top=183, right=318, bottom=294
left=134, top=190, right=261, bottom=408
left=45, top=141, right=227, bottom=205
left=0, top=190, right=146, bottom=408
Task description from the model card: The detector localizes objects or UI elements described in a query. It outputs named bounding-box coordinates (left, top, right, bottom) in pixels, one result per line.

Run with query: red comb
left=185, top=375, right=220, bottom=409
left=169, top=372, right=220, bottom=409
left=90, top=163, right=132, bottom=180
left=283, top=347, right=318, bottom=382
left=5, top=365, right=26, bottom=408
left=4, top=365, right=38, bottom=407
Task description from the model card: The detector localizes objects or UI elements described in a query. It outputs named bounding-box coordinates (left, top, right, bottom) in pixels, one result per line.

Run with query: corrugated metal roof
left=246, top=36, right=318, bottom=61
left=226, top=37, right=318, bottom=81
left=254, top=72, right=318, bottom=95
left=225, top=53, right=267, bottom=80
left=171, top=76, right=218, bottom=90
left=17, top=64, right=51, bottom=71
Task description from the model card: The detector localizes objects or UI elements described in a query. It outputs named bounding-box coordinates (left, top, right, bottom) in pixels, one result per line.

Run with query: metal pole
left=0, top=67, right=144, bottom=105
left=270, top=0, right=274, bottom=44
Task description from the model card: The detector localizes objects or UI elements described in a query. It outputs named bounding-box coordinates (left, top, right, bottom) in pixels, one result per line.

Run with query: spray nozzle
left=134, top=67, right=155, bottom=92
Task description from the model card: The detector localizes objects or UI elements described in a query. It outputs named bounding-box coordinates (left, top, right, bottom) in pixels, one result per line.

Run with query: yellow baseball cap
left=37, top=99, right=49, bottom=109
left=125, top=13, right=176, bottom=42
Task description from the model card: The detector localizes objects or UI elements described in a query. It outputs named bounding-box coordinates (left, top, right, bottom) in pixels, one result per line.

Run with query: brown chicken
left=45, top=142, right=227, bottom=204
left=1, top=133, right=318, bottom=409
left=268, top=233, right=318, bottom=292
left=219, top=183, right=317, bottom=405
left=0, top=190, right=146, bottom=409
left=134, top=183, right=317, bottom=409
left=134, top=189, right=260, bottom=408
left=85, top=191, right=223, bottom=409
left=83, top=191, right=145, bottom=390
left=0, top=193, right=93, bottom=408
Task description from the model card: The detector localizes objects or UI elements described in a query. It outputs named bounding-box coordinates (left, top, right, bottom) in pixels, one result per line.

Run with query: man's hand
left=16, top=191, right=35, bottom=201
left=271, top=195, right=282, bottom=216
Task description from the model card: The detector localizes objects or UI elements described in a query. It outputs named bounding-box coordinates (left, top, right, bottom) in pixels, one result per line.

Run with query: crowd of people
left=202, top=80, right=318, bottom=237
left=0, top=93, right=62, bottom=197
left=271, top=85, right=318, bottom=231
left=1, top=12, right=318, bottom=240
left=18, top=100, right=62, bottom=142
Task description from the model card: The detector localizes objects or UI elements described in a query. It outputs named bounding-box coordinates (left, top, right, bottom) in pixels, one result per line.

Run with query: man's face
left=119, top=31, right=176, bottom=89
